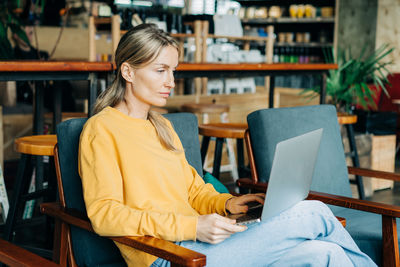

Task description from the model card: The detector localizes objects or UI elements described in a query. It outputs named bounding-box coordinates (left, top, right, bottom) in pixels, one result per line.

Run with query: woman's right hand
left=196, top=214, right=247, bottom=244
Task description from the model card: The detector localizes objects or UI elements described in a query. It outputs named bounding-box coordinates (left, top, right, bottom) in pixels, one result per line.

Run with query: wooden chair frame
left=0, top=238, right=59, bottom=267
left=237, top=130, right=400, bottom=267
left=40, top=145, right=206, bottom=267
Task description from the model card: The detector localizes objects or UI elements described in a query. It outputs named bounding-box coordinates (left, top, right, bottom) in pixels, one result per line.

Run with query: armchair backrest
left=55, top=112, right=202, bottom=266
left=247, top=105, right=352, bottom=198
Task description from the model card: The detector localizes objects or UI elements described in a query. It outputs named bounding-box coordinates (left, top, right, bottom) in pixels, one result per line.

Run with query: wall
left=33, top=26, right=112, bottom=60
left=337, top=0, right=378, bottom=59
left=376, top=0, right=400, bottom=73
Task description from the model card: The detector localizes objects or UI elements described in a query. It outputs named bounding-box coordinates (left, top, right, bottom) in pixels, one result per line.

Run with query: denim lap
left=151, top=201, right=376, bottom=267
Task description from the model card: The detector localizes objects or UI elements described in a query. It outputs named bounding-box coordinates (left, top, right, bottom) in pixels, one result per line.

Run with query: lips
left=159, top=92, right=170, bottom=97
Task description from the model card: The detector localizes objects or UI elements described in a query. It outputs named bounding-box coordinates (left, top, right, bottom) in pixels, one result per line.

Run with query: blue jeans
left=151, top=201, right=376, bottom=267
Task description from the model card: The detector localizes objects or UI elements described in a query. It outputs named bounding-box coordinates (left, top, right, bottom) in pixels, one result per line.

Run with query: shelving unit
left=238, top=0, right=338, bottom=63
left=242, top=17, right=335, bottom=24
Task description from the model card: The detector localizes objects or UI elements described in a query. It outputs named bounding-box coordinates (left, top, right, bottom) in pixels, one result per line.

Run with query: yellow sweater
left=78, top=107, right=232, bottom=266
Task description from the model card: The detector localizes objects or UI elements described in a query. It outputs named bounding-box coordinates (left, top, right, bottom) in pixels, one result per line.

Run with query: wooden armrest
left=0, top=238, right=59, bottom=267
left=348, top=166, right=400, bottom=182
left=237, top=178, right=268, bottom=191
left=40, top=203, right=206, bottom=267
left=237, top=178, right=400, bottom=217
left=307, top=191, right=400, bottom=217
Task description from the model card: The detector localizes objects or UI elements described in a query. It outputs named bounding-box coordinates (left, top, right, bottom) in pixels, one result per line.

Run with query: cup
left=303, top=32, right=311, bottom=43
left=285, top=32, right=294, bottom=43
left=246, top=7, right=256, bottom=19
left=297, top=5, right=305, bottom=18
left=278, top=32, right=286, bottom=43
left=296, top=32, right=304, bottom=43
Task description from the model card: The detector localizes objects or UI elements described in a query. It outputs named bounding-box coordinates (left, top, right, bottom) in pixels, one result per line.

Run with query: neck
left=115, top=85, right=150, bottom=120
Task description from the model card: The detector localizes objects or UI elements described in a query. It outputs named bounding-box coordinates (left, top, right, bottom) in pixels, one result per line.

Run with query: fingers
left=196, top=214, right=247, bottom=244
left=213, top=214, right=247, bottom=233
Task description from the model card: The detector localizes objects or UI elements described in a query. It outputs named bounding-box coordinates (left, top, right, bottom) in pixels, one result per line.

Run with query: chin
left=152, top=99, right=168, bottom=107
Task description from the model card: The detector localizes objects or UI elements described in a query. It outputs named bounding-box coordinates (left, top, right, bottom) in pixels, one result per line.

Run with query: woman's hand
left=196, top=213, right=247, bottom=244
left=225, top=193, right=265, bottom=214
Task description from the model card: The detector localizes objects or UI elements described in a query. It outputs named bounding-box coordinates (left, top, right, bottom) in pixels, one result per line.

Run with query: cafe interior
left=1, top=0, right=400, bottom=266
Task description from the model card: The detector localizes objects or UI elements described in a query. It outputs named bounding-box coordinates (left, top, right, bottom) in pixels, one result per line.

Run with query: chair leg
left=225, top=138, right=239, bottom=180
left=382, top=215, right=399, bottom=267
left=200, top=136, right=211, bottom=167
left=212, top=138, right=224, bottom=179
left=3, top=154, right=32, bottom=241
left=346, top=124, right=365, bottom=199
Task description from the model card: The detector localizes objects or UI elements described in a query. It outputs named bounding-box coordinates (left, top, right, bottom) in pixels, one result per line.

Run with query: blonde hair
left=93, top=24, right=180, bottom=151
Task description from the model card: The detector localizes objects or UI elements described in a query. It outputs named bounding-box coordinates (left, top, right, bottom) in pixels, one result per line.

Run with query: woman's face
left=130, top=45, right=178, bottom=109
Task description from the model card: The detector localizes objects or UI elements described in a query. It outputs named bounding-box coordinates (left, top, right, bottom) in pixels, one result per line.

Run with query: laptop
left=228, top=128, right=323, bottom=225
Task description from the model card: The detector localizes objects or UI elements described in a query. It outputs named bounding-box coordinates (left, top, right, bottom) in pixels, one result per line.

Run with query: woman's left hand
left=225, top=193, right=265, bottom=214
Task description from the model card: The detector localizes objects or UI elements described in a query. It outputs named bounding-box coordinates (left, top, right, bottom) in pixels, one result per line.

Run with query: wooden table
left=174, top=63, right=338, bottom=107
left=0, top=61, right=113, bottom=134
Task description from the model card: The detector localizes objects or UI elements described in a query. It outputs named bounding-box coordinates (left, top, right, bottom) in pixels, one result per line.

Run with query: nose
left=165, top=70, right=175, bottom=88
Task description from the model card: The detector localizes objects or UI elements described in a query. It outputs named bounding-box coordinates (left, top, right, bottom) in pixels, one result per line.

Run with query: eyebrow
left=154, top=63, right=178, bottom=69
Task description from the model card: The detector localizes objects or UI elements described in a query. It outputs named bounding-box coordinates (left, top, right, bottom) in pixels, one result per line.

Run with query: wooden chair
left=0, top=238, right=59, bottom=267
left=40, top=113, right=207, bottom=267
left=4, top=135, right=58, bottom=258
left=237, top=105, right=400, bottom=267
left=337, top=113, right=365, bottom=199
left=199, top=123, right=248, bottom=180
left=181, top=103, right=244, bottom=180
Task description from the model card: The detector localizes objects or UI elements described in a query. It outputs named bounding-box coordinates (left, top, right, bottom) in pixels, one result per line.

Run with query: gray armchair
left=41, top=113, right=207, bottom=267
left=237, top=105, right=400, bottom=267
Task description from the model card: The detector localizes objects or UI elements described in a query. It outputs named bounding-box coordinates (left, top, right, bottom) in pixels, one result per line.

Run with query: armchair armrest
left=0, top=238, right=59, bottom=267
left=40, top=203, right=206, bottom=267
left=307, top=191, right=400, bottom=217
left=237, top=178, right=400, bottom=217
left=348, top=166, right=400, bottom=182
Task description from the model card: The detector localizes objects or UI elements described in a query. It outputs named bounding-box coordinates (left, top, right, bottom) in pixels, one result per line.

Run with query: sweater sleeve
left=78, top=127, right=197, bottom=242
left=167, top=123, right=233, bottom=216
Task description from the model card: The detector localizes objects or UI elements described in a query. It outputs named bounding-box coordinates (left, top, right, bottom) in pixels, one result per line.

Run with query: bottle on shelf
left=284, top=46, right=291, bottom=63
left=273, top=47, right=279, bottom=63
left=304, top=47, right=310, bottom=64
left=279, top=46, right=285, bottom=63
left=298, top=47, right=305, bottom=64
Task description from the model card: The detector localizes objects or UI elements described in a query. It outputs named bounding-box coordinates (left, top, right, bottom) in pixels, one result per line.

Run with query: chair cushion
left=247, top=105, right=352, bottom=197
left=165, top=113, right=203, bottom=176
left=203, top=172, right=230, bottom=193
left=332, top=206, right=400, bottom=265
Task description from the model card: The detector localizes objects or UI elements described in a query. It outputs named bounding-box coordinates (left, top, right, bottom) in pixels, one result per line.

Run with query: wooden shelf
left=93, top=17, right=112, bottom=25
left=274, top=42, right=333, bottom=47
left=241, top=17, right=335, bottom=24
left=175, top=63, right=337, bottom=72
left=119, top=31, right=269, bottom=42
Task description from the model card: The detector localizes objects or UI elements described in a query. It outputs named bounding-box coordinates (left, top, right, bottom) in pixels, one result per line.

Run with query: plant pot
left=353, top=110, right=397, bottom=135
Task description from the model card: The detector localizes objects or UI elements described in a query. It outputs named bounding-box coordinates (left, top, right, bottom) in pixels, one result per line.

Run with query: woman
left=79, top=24, right=376, bottom=267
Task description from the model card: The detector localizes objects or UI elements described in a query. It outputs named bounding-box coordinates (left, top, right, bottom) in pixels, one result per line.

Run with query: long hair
left=93, top=24, right=180, bottom=151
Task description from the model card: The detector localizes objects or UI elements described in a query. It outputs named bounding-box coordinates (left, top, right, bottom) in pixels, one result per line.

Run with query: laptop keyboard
left=235, top=206, right=263, bottom=224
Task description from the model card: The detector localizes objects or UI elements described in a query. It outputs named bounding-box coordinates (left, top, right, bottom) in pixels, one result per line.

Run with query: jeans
left=151, top=200, right=376, bottom=267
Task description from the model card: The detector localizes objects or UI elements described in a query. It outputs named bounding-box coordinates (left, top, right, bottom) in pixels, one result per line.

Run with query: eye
left=157, top=69, right=165, bottom=73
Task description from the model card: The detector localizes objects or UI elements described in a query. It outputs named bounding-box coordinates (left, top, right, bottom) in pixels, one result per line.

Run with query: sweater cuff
left=178, top=214, right=198, bottom=241
left=216, top=193, right=234, bottom=216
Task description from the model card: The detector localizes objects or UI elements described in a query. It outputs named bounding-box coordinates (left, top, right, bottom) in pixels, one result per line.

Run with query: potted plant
left=303, top=44, right=394, bottom=113
left=0, top=1, right=31, bottom=59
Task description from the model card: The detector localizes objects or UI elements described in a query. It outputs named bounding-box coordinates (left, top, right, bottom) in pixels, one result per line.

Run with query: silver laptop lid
left=261, top=128, right=323, bottom=221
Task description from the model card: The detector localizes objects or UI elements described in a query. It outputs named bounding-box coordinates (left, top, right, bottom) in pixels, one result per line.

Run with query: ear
left=120, top=62, right=135, bottom=83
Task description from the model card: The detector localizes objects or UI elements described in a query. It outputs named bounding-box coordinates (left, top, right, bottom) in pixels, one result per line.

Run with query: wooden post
left=264, top=25, right=274, bottom=93
left=382, top=215, right=400, bottom=267
left=201, top=20, right=209, bottom=95
left=111, top=15, right=120, bottom=62
left=88, top=16, right=96, bottom=62
left=194, top=20, right=202, bottom=103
